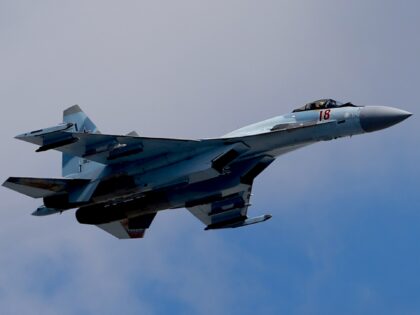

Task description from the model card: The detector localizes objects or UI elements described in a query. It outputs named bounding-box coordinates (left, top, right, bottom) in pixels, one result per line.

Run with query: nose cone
left=360, top=106, right=412, bottom=132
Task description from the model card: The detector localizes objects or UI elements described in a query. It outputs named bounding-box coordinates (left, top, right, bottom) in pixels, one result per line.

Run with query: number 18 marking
left=319, top=109, right=331, bottom=121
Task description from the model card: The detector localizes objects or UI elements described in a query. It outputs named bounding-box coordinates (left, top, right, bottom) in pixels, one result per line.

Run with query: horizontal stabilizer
left=2, top=177, right=90, bottom=198
left=97, top=213, right=157, bottom=239
left=32, top=206, right=61, bottom=216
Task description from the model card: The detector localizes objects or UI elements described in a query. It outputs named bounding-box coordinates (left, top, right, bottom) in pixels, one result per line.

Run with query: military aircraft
left=3, top=100, right=412, bottom=239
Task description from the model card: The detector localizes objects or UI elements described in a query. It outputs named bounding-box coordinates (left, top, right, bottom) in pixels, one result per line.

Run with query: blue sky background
left=1, top=1, right=419, bottom=314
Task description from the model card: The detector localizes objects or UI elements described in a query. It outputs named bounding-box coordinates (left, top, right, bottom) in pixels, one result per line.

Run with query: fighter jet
left=3, top=100, right=412, bottom=239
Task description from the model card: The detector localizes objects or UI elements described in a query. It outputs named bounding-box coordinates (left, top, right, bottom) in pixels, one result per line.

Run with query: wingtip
left=15, top=134, right=26, bottom=140
left=2, top=177, right=11, bottom=187
left=2, top=177, right=18, bottom=189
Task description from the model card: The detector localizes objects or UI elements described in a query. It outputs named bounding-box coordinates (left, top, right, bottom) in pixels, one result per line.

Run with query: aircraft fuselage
left=72, top=105, right=409, bottom=224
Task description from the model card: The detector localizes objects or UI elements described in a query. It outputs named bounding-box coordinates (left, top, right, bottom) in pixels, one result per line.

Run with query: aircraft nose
left=360, top=106, right=412, bottom=132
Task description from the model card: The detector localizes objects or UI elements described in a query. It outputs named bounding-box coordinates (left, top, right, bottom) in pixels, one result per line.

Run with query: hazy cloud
left=1, top=1, right=419, bottom=314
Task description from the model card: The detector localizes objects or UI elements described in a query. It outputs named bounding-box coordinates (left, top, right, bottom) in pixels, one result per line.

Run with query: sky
left=1, top=1, right=419, bottom=314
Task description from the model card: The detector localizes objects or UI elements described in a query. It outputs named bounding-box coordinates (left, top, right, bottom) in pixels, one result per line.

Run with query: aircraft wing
left=186, top=155, right=274, bottom=229
left=187, top=184, right=252, bottom=229
left=2, top=177, right=90, bottom=198
left=15, top=119, right=335, bottom=166
left=97, top=213, right=157, bottom=239
left=16, top=127, right=216, bottom=165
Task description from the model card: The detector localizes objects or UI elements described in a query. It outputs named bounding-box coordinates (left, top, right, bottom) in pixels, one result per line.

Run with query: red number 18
left=319, top=109, right=331, bottom=121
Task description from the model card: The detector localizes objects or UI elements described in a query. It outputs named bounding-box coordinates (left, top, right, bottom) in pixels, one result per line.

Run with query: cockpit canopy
left=292, top=99, right=357, bottom=112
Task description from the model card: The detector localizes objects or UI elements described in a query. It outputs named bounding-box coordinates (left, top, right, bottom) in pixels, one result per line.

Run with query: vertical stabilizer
left=62, top=105, right=101, bottom=177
